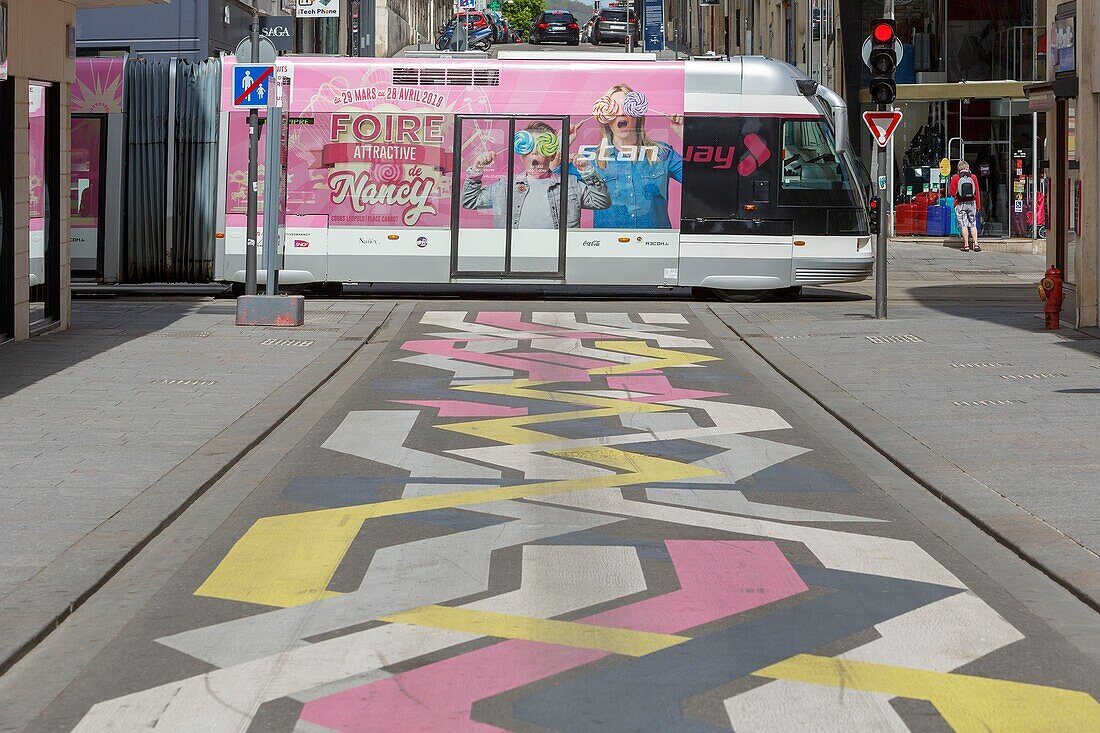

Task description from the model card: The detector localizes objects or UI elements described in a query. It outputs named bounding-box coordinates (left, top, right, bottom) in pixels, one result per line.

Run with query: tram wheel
left=710, top=288, right=771, bottom=303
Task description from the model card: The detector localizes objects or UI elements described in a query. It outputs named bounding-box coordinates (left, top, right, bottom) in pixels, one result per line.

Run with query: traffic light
left=869, top=196, right=881, bottom=234
left=869, top=19, right=897, bottom=105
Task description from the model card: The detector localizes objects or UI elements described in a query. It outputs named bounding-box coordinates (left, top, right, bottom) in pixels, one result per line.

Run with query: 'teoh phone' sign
left=296, top=0, right=340, bottom=18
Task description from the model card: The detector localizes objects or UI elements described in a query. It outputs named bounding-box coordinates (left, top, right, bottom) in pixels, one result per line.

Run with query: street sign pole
left=262, top=98, right=283, bottom=297
left=876, top=117, right=888, bottom=319
left=245, top=10, right=260, bottom=296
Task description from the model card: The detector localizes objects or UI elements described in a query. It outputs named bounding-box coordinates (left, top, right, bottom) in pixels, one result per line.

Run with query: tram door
left=452, top=116, right=568, bottom=278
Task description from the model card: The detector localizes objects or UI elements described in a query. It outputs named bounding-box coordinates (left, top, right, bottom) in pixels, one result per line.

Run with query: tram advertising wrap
left=216, top=57, right=871, bottom=294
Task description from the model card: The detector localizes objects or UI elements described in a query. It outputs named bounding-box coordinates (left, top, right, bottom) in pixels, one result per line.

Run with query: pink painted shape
left=402, top=339, right=593, bottom=383
left=606, top=375, right=726, bottom=403
left=300, top=541, right=808, bottom=733
left=474, top=311, right=623, bottom=341
left=392, top=400, right=528, bottom=418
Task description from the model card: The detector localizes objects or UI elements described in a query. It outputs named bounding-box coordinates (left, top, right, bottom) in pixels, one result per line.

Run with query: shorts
left=955, top=201, right=978, bottom=229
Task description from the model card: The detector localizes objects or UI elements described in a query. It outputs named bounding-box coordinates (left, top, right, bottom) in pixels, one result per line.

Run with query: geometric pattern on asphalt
left=69, top=311, right=1100, bottom=731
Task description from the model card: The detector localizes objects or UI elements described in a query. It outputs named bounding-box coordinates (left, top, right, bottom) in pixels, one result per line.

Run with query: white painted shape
left=529, top=312, right=713, bottom=348
left=322, top=410, right=499, bottom=478
left=638, top=313, right=688, bottom=325
left=541, top=490, right=966, bottom=588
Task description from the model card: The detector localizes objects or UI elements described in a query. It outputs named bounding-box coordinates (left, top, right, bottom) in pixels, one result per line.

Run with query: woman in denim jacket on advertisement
left=576, top=83, right=684, bottom=230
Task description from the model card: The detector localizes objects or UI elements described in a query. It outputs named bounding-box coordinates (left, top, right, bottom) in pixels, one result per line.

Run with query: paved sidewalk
left=711, top=242, right=1100, bottom=607
left=0, top=298, right=393, bottom=673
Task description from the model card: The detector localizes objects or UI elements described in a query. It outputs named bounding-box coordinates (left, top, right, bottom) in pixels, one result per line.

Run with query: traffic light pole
left=875, top=119, right=888, bottom=319
left=874, top=1, right=894, bottom=320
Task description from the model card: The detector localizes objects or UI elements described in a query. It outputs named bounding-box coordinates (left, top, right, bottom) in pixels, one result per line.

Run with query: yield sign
left=863, top=111, right=903, bottom=147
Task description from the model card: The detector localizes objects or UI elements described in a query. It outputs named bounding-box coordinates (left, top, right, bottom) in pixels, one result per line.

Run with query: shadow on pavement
left=902, top=283, right=1100, bottom=357
left=0, top=300, right=215, bottom=402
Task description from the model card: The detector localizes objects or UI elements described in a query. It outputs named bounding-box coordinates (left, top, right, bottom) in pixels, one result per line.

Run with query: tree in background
left=503, top=0, right=547, bottom=38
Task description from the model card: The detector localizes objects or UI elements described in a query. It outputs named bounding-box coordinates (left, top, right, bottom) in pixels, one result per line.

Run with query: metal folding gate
left=124, top=58, right=221, bottom=282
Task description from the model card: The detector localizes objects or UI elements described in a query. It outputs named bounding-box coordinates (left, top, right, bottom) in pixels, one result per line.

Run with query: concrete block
left=235, top=295, right=305, bottom=327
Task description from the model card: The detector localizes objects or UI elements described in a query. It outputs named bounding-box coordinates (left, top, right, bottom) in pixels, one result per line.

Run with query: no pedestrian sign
left=862, top=111, right=903, bottom=147
left=234, top=64, right=274, bottom=108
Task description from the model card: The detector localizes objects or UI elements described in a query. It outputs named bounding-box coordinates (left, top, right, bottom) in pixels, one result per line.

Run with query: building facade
left=76, top=0, right=292, bottom=60
left=77, top=0, right=447, bottom=60
left=1033, top=0, right=1096, bottom=328
left=0, top=0, right=163, bottom=344
left=667, top=1, right=1100, bottom=327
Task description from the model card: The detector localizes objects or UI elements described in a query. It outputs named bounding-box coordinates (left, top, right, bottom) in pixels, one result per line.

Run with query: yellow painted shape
left=588, top=341, right=720, bottom=375
left=755, top=654, right=1100, bottom=732
left=194, top=509, right=346, bottom=608
left=197, top=451, right=718, bottom=607
left=383, top=605, right=688, bottom=656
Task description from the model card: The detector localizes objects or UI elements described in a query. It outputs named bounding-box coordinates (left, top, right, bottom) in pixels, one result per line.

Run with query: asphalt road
left=3, top=301, right=1100, bottom=732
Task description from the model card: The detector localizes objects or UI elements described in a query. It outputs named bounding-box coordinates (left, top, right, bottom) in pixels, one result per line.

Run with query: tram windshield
left=780, top=119, right=862, bottom=208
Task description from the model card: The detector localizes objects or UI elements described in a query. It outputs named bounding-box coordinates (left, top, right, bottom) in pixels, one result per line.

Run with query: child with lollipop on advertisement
left=461, top=120, right=610, bottom=229
left=572, top=83, right=684, bottom=230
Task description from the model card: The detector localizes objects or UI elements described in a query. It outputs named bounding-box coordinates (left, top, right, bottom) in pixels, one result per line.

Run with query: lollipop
left=533, top=132, right=560, bottom=157
left=513, top=130, right=535, bottom=155
left=372, top=162, right=402, bottom=184
left=622, top=91, right=649, bottom=117
left=592, top=95, right=621, bottom=124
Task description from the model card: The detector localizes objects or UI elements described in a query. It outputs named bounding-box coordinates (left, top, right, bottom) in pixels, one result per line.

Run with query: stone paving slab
left=0, top=298, right=394, bottom=675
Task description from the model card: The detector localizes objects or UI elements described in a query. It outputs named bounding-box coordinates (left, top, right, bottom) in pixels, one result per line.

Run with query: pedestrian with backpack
left=949, top=160, right=982, bottom=251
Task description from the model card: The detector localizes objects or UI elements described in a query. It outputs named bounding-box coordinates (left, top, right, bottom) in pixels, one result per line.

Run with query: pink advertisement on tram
left=225, top=59, right=684, bottom=230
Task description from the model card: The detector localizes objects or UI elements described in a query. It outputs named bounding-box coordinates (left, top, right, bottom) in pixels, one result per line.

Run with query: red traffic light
left=869, top=199, right=879, bottom=209
left=872, top=21, right=895, bottom=43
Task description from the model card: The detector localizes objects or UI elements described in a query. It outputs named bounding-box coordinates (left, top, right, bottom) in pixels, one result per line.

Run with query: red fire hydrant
left=1038, top=265, right=1063, bottom=330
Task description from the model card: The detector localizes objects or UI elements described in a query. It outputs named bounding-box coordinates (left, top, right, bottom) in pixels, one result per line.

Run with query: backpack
left=957, top=174, right=976, bottom=201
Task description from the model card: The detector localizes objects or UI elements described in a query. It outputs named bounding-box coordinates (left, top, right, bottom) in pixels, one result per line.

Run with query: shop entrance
left=28, top=81, right=61, bottom=329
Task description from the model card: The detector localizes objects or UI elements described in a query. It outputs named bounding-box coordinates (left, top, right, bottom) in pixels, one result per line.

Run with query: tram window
left=779, top=120, right=853, bottom=207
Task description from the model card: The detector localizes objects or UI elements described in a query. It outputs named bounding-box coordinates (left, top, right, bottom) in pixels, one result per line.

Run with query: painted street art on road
left=71, top=311, right=1100, bottom=732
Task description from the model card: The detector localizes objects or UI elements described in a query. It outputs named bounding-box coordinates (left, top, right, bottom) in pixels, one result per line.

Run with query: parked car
left=529, top=10, right=581, bottom=45
left=590, top=8, right=639, bottom=46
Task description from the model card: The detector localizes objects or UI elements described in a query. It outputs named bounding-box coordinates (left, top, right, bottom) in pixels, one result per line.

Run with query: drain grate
left=952, top=399, right=1025, bottom=407
left=153, top=379, right=218, bottom=386
left=951, top=363, right=1009, bottom=369
left=866, top=334, right=924, bottom=344
left=1000, top=373, right=1065, bottom=380
left=148, top=330, right=213, bottom=339
left=261, top=338, right=315, bottom=347
left=305, top=311, right=349, bottom=324
left=266, top=326, right=341, bottom=333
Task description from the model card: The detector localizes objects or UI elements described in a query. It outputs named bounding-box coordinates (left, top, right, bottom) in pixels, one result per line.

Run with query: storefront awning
left=858, top=80, right=1027, bottom=104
